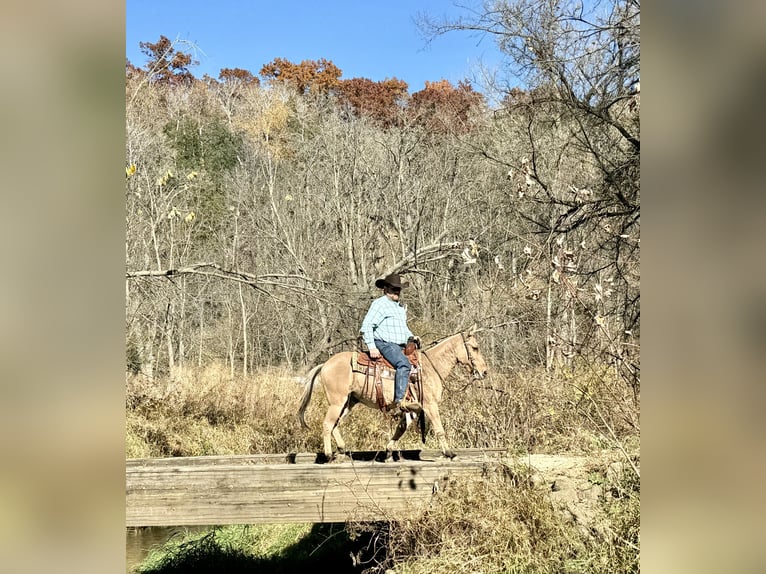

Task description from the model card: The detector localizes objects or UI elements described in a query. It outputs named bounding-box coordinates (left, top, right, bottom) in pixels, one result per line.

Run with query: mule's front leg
left=422, top=403, right=456, bottom=459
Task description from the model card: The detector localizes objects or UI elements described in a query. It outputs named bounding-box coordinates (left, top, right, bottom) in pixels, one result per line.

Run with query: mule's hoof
left=333, top=451, right=351, bottom=462
left=443, top=449, right=456, bottom=459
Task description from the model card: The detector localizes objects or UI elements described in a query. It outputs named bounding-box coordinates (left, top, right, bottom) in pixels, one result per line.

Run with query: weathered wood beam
left=126, top=450, right=505, bottom=526
left=126, top=448, right=508, bottom=468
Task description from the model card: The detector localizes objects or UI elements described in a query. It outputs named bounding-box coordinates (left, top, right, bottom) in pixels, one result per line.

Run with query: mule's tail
left=297, top=363, right=323, bottom=429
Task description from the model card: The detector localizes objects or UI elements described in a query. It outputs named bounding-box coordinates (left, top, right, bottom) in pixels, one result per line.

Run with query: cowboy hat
left=375, top=273, right=409, bottom=289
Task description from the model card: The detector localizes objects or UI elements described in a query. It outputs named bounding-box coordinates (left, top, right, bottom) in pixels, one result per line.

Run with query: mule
left=298, top=326, right=488, bottom=461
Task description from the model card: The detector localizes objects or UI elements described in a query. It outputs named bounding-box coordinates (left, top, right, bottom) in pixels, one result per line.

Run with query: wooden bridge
left=126, top=448, right=509, bottom=527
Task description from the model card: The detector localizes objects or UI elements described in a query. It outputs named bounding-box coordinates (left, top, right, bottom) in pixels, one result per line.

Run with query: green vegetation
left=136, top=524, right=369, bottom=574
left=163, top=117, right=242, bottom=177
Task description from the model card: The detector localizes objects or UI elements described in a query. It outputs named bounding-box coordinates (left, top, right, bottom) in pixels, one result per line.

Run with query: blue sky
left=126, top=0, right=507, bottom=94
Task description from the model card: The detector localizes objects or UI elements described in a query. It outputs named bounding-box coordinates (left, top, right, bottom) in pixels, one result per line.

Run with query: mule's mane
left=425, top=331, right=465, bottom=350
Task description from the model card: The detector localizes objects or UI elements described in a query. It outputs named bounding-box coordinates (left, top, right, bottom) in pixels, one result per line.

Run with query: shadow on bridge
left=289, top=448, right=439, bottom=464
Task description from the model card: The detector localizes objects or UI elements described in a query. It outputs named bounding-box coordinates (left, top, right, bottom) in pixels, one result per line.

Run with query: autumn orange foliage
left=129, top=39, right=486, bottom=134
left=218, top=67, right=260, bottom=87
left=259, top=57, right=341, bottom=94
left=336, top=77, right=409, bottom=126
left=139, top=35, right=198, bottom=85
left=410, top=80, right=484, bottom=133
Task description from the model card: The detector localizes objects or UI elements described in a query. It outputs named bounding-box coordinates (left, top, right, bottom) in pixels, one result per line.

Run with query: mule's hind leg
left=330, top=395, right=358, bottom=460
left=323, top=395, right=357, bottom=462
left=385, top=415, right=411, bottom=460
left=322, top=403, right=344, bottom=461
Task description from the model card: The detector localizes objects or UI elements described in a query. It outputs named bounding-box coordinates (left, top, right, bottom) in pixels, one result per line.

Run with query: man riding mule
left=297, top=272, right=488, bottom=461
left=350, top=334, right=422, bottom=419
left=359, top=273, right=422, bottom=415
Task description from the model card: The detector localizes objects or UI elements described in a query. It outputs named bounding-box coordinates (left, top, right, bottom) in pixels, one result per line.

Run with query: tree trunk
left=239, top=283, right=248, bottom=377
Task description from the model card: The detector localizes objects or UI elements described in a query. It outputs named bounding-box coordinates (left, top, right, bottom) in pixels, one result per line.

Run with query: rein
left=421, top=347, right=448, bottom=390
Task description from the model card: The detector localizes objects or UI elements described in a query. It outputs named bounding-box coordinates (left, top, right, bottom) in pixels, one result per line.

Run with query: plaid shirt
left=361, top=295, right=413, bottom=349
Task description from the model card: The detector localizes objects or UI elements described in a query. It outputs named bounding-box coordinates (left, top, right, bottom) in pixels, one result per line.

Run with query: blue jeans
left=375, top=339, right=411, bottom=402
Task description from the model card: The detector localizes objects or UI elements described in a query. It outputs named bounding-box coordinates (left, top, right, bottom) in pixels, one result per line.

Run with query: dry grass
left=126, top=362, right=311, bottom=457
left=437, top=364, right=639, bottom=456
left=126, top=361, right=639, bottom=573
left=127, top=360, right=639, bottom=459
left=350, top=460, right=639, bottom=574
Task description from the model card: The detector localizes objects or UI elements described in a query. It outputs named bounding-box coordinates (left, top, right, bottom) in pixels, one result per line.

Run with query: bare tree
left=418, top=0, right=639, bottom=373
left=126, top=3, right=638, bottom=394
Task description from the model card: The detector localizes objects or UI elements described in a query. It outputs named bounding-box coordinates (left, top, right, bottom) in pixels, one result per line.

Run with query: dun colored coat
left=298, top=326, right=488, bottom=461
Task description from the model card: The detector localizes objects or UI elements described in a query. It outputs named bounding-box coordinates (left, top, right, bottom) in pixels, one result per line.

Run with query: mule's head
left=459, top=325, right=488, bottom=380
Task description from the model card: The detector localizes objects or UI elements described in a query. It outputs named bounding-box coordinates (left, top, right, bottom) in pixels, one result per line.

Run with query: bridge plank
left=126, top=451, right=506, bottom=526
left=126, top=448, right=508, bottom=468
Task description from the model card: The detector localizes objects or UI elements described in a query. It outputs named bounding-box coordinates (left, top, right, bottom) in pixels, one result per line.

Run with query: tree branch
left=126, top=262, right=326, bottom=295
left=377, top=241, right=467, bottom=279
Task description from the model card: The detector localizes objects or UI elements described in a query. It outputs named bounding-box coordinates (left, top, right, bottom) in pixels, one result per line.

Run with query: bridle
left=460, top=332, right=478, bottom=373
left=421, top=332, right=478, bottom=393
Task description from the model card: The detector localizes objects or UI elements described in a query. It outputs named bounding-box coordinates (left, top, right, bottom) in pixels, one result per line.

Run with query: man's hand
left=369, top=348, right=381, bottom=359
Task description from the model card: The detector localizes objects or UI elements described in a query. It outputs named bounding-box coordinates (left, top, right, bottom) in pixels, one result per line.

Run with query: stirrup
left=393, top=399, right=421, bottom=413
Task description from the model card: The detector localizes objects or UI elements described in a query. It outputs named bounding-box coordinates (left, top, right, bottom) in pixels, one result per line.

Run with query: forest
left=126, top=3, right=639, bottom=385
left=126, top=1, right=639, bottom=571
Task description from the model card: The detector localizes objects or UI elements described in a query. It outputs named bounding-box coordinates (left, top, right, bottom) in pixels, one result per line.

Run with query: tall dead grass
left=443, top=364, right=639, bottom=456
left=126, top=361, right=639, bottom=573
left=350, top=461, right=639, bottom=574
left=126, top=360, right=639, bottom=459
left=126, top=362, right=312, bottom=458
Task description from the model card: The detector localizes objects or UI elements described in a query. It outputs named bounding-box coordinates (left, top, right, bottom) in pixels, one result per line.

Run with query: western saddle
left=352, top=340, right=421, bottom=413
